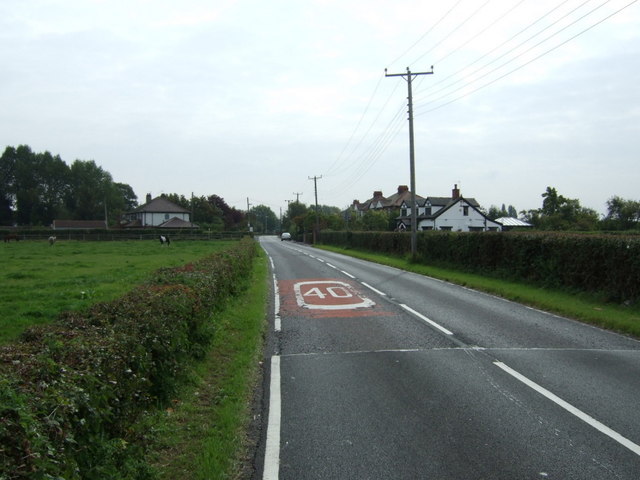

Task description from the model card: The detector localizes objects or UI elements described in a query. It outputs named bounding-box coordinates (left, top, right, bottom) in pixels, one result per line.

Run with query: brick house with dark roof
left=349, top=185, right=424, bottom=216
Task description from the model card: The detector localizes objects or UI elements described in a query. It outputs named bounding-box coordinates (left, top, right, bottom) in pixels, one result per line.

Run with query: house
left=122, top=194, right=198, bottom=228
left=396, top=185, right=502, bottom=232
left=349, top=185, right=424, bottom=217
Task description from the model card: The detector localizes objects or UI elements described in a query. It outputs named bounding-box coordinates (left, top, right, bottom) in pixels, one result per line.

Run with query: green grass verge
left=316, top=244, right=640, bottom=338
left=147, top=248, right=268, bottom=480
left=0, top=239, right=238, bottom=344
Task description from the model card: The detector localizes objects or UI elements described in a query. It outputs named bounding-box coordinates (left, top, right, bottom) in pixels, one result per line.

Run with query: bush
left=0, top=238, right=257, bottom=479
left=319, top=230, right=640, bottom=303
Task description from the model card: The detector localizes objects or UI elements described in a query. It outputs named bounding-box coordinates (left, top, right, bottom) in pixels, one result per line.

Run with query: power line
left=387, top=0, right=465, bottom=68
left=415, top=0, right=638, bottom=116
left=414, top=0, right=596, bottom=108
left=410, top=0, right=492, bottom=67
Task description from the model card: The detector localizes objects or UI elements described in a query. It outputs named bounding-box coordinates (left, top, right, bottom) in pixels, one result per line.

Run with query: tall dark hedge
left=0, top=238, right=257, bottom=479
left=319, top=231, right=640, bottom=303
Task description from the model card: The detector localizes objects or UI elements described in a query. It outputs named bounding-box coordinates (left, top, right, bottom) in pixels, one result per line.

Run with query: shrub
left=319, top=230, right=640, bottom=303
left=0, top=238, right=257, bottom=479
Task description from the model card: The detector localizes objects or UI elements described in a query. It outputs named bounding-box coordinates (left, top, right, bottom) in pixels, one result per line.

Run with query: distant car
left=281, top=232, right=291, bottom=241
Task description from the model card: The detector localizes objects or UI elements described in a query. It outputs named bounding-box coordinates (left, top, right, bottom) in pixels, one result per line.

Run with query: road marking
left=273, top=274, right=281, bottom=332
left=361, top=282, right=387, bottom=296
left=400, top=304, right=453, bottom=335
left=326, top=262, right=337, bottom=269
left=263, top=355, right=281, bottom=480
left=294, top=280, right=375, bottom=310
left=340, top=270, right=355, bottom=279
left=494, top=361, right=640, bottom=457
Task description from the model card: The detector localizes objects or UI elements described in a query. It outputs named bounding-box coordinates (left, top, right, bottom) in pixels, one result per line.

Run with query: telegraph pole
left=308, top=175, right=322, bottom=244
left=293, top=192, right=303, bottom=203
left=385, top=66, right=433, bottom=258
left=246, top=197, right=253, bottom=233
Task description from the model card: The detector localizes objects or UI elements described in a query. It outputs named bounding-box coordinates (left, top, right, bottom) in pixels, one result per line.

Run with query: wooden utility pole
left=293, top=192, right=303, bottom=203
left=308, top=175, right=322, bottom=244
left=385, top=66, right=433, bottom=258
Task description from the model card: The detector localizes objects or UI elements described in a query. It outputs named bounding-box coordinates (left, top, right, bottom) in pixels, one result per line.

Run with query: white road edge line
left=273, top=274, right=281, bottom=332
left=494, top=361, right=640, bottom=457
left=400, top=304, right=453, bottom=335
left=263, top=355, right=281, bottom=480
left=361, top=282, right=387, bottom=296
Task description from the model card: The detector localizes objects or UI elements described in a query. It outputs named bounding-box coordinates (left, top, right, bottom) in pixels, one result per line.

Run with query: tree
left=487, top=204, right=518, bottom=220
left=361, top=210, right=390, bottom=231
left=208, top=195, right=245, bottom=230
left=250, top=205, right=278, bottom=234
left=523, top=187, right=599, bottom=231
left=603, top=196, right=640, bottom=230
left=66, top=160, right=113, bottom=221
left=282, top=202, right=308, bottom=234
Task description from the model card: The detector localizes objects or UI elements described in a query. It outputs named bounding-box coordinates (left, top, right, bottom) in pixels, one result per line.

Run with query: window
left=165, top=213, right=170, bottom=220
left=425, top=207, right=432, bottom=215
left=463, top=206, right=469, bottom=216
left=401, top=208, right=407, bottom=216
left=440, top=226, right=453, bottom=231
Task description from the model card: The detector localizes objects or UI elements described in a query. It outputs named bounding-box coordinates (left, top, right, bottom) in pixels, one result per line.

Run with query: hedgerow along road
left=256, top=235, right=640, bottom=480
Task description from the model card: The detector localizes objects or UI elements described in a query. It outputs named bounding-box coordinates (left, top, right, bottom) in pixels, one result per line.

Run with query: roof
left=494, top=217, right=532, bottom=227
left=131, top=196, right=190, bottom=214
left=158, top=217, right=199, bottom=228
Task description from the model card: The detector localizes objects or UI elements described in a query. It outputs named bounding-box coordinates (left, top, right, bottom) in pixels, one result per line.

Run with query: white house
left=123, top=195, right=197, bottom=228
left=397, top=185, right=502, bottom=232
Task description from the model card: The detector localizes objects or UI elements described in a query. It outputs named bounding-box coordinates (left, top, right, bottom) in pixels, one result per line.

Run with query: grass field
left=0, top=238, right=241, bottom=344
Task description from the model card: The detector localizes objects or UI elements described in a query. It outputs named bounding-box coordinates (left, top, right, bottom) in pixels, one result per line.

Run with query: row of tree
left=1, top=145, right=136, bottom=227
left=0, top=145, right=247, bottom=230
left=2, top=145, right=638, bottom=232
left=521, top=187, right=640, bottom=231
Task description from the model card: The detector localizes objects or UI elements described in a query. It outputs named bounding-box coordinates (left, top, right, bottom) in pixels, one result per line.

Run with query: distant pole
left=293, top=192, right=303, bottom=203
left=385, top=66, right=434, bottom=258
left=247, top=197, right=253, bottom=233
left=308, top=175, right=322, bottom=244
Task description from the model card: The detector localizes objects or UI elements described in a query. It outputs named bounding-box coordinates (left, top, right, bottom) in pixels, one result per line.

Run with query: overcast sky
left=1, top=0, right=638, bottom=216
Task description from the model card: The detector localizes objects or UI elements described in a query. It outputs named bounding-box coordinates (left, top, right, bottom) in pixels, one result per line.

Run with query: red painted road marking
left=278, top=278, right=389, bottom=318
left=294, top=280, right=375, bottom=310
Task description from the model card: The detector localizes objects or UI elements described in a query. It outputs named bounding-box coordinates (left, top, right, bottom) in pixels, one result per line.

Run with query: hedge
left=318, top=231, right=640, bottom=303
left=0, top=238, right=257, bottom=479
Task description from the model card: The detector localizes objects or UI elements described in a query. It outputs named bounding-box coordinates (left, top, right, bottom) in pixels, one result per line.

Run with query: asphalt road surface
left=256, top=236, right=640, bottom=480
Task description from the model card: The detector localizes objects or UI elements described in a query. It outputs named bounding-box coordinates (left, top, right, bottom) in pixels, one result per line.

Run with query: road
left=256, top=235, right=640, bottom=479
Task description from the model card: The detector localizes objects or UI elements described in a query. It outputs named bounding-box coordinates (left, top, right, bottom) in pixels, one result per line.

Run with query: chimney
left=146, top=193, right=152, bottom=204
left=373, top=191, right=383, bottom=198
left=398, top=185, right=409, bottom=194
left=452, top=184, right=460, bottom=199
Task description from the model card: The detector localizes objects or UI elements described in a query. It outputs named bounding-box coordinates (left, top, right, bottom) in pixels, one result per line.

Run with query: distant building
left=349, top=185, right=423, bottom=217
left=396, top=185, right=502, bottom=232
left=122, top=194, right=198, bottom=228
left=494, top=217, right=532, bottom=231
